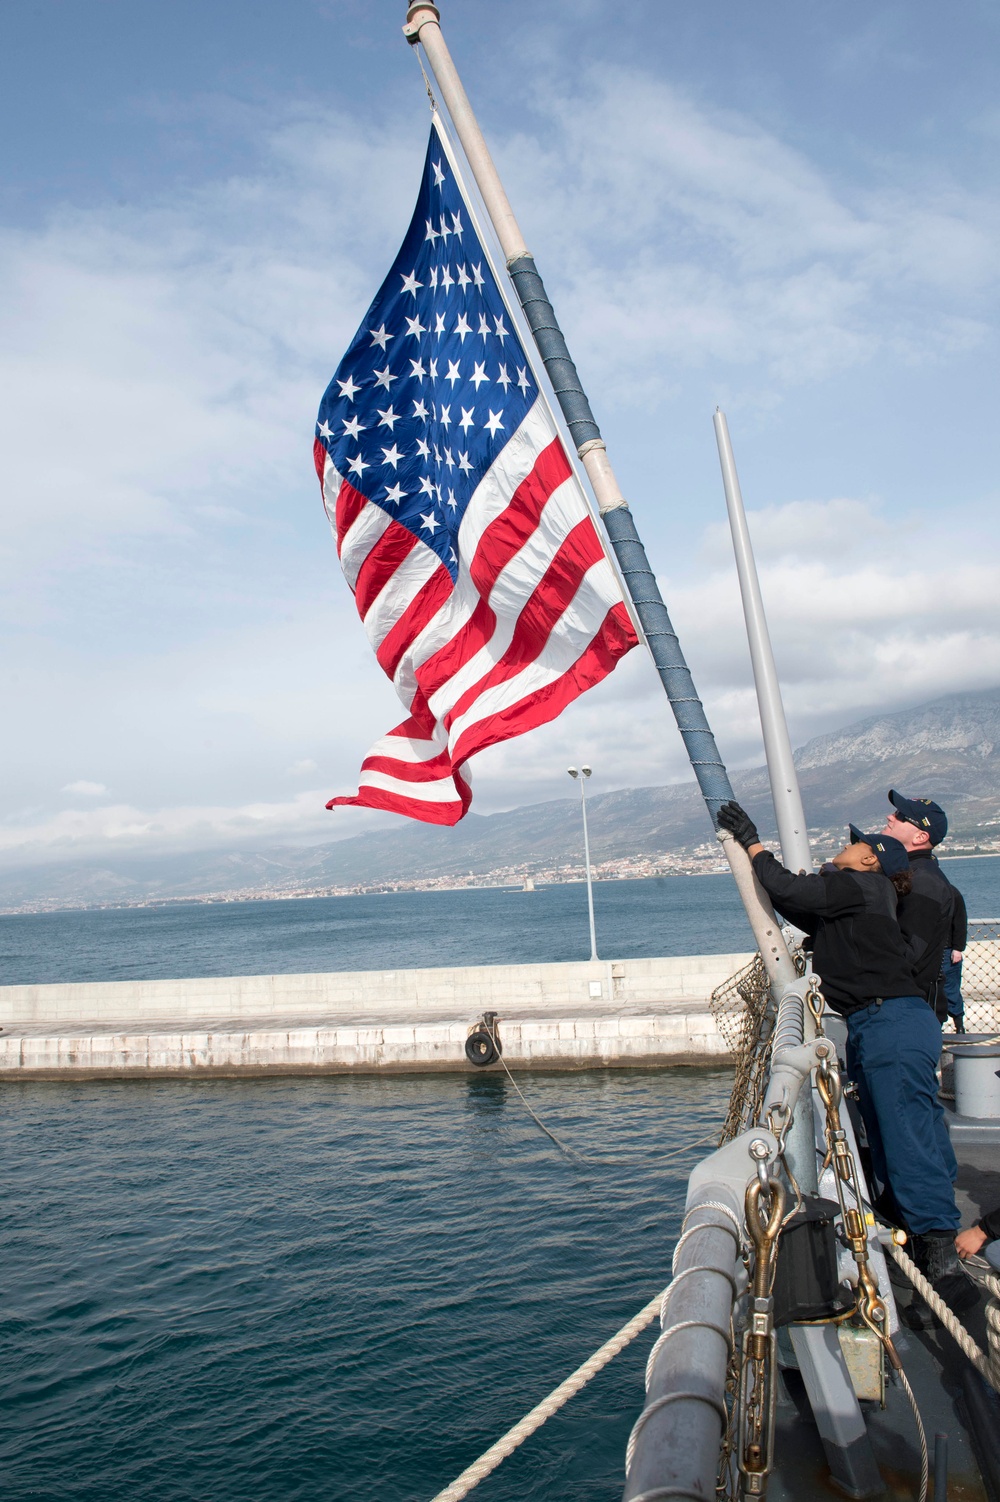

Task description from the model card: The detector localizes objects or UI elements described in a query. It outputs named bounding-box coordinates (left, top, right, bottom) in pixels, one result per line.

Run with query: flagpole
left=713, top=409, right=813, bottom=873
left=403, top=3, right=796, bottom=989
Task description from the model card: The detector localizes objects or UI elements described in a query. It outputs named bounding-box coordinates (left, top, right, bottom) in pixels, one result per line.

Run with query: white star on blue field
left=317, top=129, right=536, bottom=579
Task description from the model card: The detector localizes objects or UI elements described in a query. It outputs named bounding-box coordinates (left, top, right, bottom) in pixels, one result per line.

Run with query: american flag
left=314, top=119, right=638, bottom=825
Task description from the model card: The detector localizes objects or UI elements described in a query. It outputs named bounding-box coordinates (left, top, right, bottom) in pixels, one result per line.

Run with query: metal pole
left=402, top=2, right=797, bottom=989
left=713, top=409, right=812, bottom=873
left=568, top=767, right=599, bottom=961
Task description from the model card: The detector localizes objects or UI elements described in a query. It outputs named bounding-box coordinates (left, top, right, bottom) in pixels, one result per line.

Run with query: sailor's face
left=831, top=841, right=875, bottom=872
left=882, top=809, right=928, bottom=852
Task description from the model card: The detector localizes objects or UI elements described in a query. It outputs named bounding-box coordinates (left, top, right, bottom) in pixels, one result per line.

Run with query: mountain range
left=3, top=687, right=999, bottom=912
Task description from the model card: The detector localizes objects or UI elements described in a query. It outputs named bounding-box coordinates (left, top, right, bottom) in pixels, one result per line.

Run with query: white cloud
left=1, top=73, right=998, bottom=871
left=702, top=498, right=890, bottom=565
left=664, top=497, right=1000, bottom=748
left=0, top=790, right=389, bottom=867
left=498, top=69, right=999, bottom=396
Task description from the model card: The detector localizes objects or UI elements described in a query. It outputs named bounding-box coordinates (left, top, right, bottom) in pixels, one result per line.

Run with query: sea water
left=1, top=861, right=998, bottom=1499
left=0, top=1070, right=729, bottom=1501
left=3, top=856, right=997, bottom=986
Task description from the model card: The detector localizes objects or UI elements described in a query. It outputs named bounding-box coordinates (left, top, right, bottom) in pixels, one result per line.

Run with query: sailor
left=717, top=800, right=977, bottom=1315
left=940, top=941, right=967, bottom=1034
left=880, top=790, right=968, bottom=1025
left=956, top=1205, right=1000, bottom=1271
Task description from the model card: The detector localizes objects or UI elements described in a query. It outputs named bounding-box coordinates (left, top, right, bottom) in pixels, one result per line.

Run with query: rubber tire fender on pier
left=465, top=1028, right=501, bottom=1067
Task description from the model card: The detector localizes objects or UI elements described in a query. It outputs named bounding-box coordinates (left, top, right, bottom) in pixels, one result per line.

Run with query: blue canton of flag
left=316, top=138, right=536, bottom=579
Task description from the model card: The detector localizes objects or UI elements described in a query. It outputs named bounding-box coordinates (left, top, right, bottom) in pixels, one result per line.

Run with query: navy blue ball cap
left=888, top=789, right=947, bottom=846
left=849, top=824, right=910, bottom=878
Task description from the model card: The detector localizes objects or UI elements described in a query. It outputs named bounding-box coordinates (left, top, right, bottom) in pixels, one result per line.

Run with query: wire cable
left=491, top=1045, right=718, bottom=1168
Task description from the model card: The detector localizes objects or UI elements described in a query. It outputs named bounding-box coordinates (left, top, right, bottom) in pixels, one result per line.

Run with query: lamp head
left=567, top=767, right=578, bottom=779
left=581, top=765, right=592, bottom=778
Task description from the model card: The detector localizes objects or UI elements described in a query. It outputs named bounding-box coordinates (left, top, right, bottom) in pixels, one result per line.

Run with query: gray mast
left=713, top=409, right=813, bottom=873
left=402, top=2, right=796, bottom=988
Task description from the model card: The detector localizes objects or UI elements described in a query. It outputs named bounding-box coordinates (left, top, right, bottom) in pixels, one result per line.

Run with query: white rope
left=887, top=1242, right=1000, bottom=1389
left=625, top=1387, right=729, bottom=1476
left=427, top=1290, right=663, bottom=1502
left=671, top=1202, right=744, bottom=1270
left=644, top=1318, right=731, bottom=1389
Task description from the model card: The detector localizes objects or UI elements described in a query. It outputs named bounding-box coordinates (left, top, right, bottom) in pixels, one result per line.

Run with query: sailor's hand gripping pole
left=403, top=3, right=797, bottom=988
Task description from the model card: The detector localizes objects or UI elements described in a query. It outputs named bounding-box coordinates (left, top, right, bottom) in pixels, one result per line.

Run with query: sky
left=1, top=0, right=999, bottom=870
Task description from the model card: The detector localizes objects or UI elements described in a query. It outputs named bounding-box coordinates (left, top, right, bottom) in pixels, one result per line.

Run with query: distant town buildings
left=6, top=824, right=999, bottom=913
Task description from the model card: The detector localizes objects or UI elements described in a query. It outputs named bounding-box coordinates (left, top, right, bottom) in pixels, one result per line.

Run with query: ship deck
left=769, top=1118, right=1000, bottom=1502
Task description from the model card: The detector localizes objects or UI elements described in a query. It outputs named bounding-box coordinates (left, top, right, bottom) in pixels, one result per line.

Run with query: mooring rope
left=887, top=1241, right=1000, bottom=1390
left=491, top=1045, right=718, bottom=1168
left=428, top=1200, right=742, bottom=1502
left=427, top=1289, right=663, bottom=1502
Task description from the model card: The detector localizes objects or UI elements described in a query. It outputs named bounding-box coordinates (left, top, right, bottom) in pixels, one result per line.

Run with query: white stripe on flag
left=321, top=456, right=343, bottom=531
left=339, top=503, right=394, bottom=592
left=388, top=402, right=556, bottom=694
left=447, top=559, right=620, bottom=747
left=425, top=470, right=585, bottom=724
left=354, top=768, right=463, bottom=804
left=361, top=543, right=442, bottom=649
left=362, top=731, right=447, bottom=765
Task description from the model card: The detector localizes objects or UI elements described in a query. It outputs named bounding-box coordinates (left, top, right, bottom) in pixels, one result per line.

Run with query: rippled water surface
left=0, top=875, right=757, bottom=985
left=3, top=858, right=998, bottom=988
left=0, top=1070, right=731, bottom=1501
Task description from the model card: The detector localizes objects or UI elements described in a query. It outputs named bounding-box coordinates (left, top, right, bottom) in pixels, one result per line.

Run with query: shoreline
left=2, top=850, right=998, bottom=920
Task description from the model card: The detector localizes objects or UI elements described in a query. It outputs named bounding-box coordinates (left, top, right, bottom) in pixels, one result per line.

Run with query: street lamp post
left=567, top=766, right=598, bottom=961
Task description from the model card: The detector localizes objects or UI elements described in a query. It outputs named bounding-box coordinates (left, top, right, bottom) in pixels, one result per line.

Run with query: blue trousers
left=940, top=951, right=964, bottom=1020
left=845, top=995, right=959, bottom=1235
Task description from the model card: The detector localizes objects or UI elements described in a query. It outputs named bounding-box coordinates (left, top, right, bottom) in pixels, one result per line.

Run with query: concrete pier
left=0, top=952, right=748, bottom=1078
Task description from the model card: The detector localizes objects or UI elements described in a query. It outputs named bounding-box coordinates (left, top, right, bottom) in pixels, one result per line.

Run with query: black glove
left=717, top=800, right=760, bottom=851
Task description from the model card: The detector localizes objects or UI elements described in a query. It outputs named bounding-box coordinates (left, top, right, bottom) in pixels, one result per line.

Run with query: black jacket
left=979, top=1205, right=1000, bottom=1242
left=949, top=884, right=969, bottom=952
left=898, top=851, right=966, bottom=998
left=751, top=851, right=919, bottom=1016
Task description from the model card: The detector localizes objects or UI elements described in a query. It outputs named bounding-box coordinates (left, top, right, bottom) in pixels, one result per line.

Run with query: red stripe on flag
left=469, top=438, right=571, bottom=596
left=360, top=750, right=454, bottom=783
left=443, top=517, right=608, bottom=730
left=326, top=784, right=466, bottom=826
left=375, top=564, right=454, bottom=678
left=452, top=602, right=636, bottom=765
left=453, top=761, right=473, bottom=815
left=386, top=716, right=432, bottom=741
left=415, top=596, right=495, bottom=704
left=335, top=479, right=369, bottom=552
left=354, top=519, right=419, bottom=619
left=414, top=440, right=570, bottom=701
left=313, top=438, right=327, bottom=483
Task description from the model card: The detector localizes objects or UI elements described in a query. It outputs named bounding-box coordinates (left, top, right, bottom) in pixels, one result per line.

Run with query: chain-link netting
left=957, top=919, right=1000, bottom=1034
left=711, top=922, right=1000, bottom=1137
left=710, top=953, right=774, bottom=1145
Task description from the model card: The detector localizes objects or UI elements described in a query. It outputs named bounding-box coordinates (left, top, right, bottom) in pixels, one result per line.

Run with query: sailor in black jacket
left=957, top=1204, right=1000, bottom=1271
left=718, top=800, right=975, bottom=1314
left=881, top=790, right=966, bottom=1022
